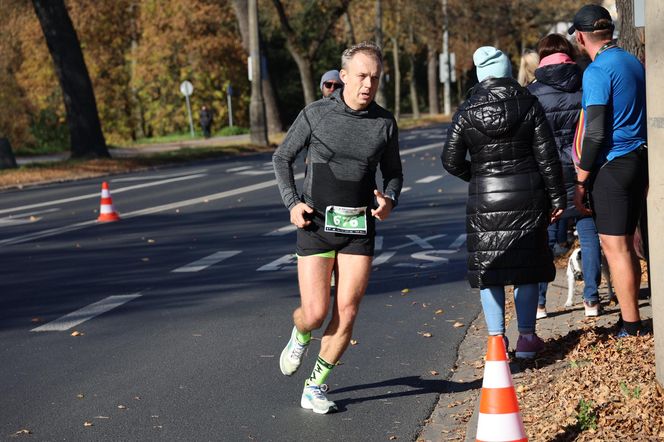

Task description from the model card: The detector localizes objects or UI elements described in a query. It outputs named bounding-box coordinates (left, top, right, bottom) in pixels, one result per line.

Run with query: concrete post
left=645, top=1, right=664, bottom=386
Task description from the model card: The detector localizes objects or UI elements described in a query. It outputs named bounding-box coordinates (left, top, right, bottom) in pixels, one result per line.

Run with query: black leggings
left=589, top=146, right=648, bottom=236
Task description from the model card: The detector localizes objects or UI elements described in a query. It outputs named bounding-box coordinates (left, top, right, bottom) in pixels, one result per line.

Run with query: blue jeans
left=538, top=216, right=601, bottom=306
left=480, top=284, right=539, bottom=335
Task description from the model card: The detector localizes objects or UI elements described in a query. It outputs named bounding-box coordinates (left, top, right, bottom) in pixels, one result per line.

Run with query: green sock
left=306, top=356, right=335, bottom=386
left=296, top=329, right=311, bottom=345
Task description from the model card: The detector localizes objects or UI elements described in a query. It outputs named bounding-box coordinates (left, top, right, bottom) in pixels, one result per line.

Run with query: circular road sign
left=180, top=80, right=194, bottom=97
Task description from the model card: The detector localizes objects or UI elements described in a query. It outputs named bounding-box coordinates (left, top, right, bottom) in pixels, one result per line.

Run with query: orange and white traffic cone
left=97, top=181, right=120, bottom=222
left=476, top=335, right=527, bottom=442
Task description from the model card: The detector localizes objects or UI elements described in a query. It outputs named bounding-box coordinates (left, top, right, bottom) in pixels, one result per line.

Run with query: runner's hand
left=573, top=186, right=592, bottom=216
left=290, top=202, right=314, bottom=228
left=550, top=208, right=564, bottom=224
left=371, top=190, right=394, bottom=221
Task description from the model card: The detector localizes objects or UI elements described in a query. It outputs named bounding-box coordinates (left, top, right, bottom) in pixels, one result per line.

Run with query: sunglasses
left=323, top=82, right=341, bottom=89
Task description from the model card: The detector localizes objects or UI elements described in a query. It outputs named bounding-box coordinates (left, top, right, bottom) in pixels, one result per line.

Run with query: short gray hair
left=341, top=41, right=383, bottom=69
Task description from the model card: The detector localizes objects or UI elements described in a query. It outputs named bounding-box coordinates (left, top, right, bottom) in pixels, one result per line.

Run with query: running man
left=272, top=41, right=403, bottom=414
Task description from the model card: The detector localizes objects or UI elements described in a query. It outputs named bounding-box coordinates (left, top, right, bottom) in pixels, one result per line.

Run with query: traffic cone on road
left=475, top=335, right=527, bottom=442
left=97, top=181, right=120, bottom=222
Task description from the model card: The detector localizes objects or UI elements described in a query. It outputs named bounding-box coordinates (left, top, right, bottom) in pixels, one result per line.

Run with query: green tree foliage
left=1, top=0, right=248, bottom=151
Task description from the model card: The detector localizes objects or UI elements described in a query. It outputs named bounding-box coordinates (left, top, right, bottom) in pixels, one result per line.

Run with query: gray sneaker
left=301, top=384, right=337, bottom=414
left=279, top=326, right=308, bottom=376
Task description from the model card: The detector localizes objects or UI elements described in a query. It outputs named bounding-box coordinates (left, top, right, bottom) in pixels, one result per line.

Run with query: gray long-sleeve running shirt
left=272, top=89, right=403, bottom=214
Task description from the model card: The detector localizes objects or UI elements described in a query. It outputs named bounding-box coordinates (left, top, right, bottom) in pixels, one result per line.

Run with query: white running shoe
left=301, top=384, right=337, bottom=414
left=279, top=326, right=308, bottom=376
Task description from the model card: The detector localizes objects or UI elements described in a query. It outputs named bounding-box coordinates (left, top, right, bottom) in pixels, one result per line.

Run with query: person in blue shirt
left=569, top=4, right=648, bottom=337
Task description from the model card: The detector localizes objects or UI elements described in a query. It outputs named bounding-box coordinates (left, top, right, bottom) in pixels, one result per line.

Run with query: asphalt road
left=0, top=123, right=480, bottom=441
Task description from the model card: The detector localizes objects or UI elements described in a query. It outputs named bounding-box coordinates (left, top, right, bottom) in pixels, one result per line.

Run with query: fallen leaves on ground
left=516, top=327, right=663, bottom=440
left=350, top=339, right=358, bottom=346
left=71, top=331, right=83, bottom=337
left=419, top=332, right=433, bottom=338
left=453, top=322, right=464, bottom=328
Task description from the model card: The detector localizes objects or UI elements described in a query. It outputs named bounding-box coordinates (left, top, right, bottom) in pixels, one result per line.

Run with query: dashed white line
left=264, top=224, right=298, bottom=236
left=226, top=165, right=253, bottom=172
left=400, top=142, right=444, bottom=155
left=415, top=175, right=443, bottom=184
left=172, top=250, right=242, bottom=273
left=372, top=251, right=395, bottom=266
left=449, top=234, right=467, bottom=249
left=237, top=170, right=274, bottom=176
left=31, top=294, right=142, bottom=332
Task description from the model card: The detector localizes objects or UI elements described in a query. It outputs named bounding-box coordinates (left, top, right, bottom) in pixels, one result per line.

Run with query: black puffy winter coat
left=527, top=63, right=583, bottom=218
left=442, top=77, right=566, bottom=288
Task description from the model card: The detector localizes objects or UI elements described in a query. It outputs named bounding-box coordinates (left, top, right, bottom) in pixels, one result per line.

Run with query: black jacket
left=442, top=77, right=566, bottom=288
left=528, top=63, right=583, bottom=218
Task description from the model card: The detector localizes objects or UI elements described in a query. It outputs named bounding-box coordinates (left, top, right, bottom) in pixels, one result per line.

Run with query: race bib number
left=324, top=205, right=367, bottom=235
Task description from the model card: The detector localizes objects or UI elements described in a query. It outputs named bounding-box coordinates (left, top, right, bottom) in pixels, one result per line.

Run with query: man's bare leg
left=600, top=234, right=641, bottom=322
left=294, top=256, right=336, bottom=333
left=280, top=255, right=335, bottom=377
left=319, top=254, right=372, bottom=364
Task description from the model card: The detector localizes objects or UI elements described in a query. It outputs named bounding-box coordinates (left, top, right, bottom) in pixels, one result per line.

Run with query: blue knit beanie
left=473, top=46, right=512, bottom=82
left=319, top=70, right=341, bottom=90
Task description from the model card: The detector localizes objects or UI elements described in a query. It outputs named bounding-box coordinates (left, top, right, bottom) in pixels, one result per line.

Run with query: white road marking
left=0, top=174, right=207, bottom=216
left=238, top=170, right=274, bottom=175
left=264, top=224, right=297, bottom=236
left=112, top=169, right=208, bottom=182
left=396, top=250, right=455, bottom=268
left=415, top=175, right=442, bottom=184
left=226, top=165, right=253, bottom=172
left=401, top=187, right=412, bottom=193
left=172, top=250, right=241, bottom=273
left=257, top=254, right=297, bottom=272
left=0, top=208, right=60, bottom=226
left=449, top=234, right=467, bottom=249
left=391, top=234, right=446, bottom=250
left=372, top=251, right=395, bottom=266
left=31, top=294, right=142, bottom=332
left=375, top=235, right=383, bottom=251
left=400, top=142, right=443, bottom=155
left=0, top=173, right=305, bottom=247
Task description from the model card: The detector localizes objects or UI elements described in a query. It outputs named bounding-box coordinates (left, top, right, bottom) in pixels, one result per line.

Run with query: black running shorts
left=589, top=146, right=648, bottom=236
left=296, top=211, right=375, bottom=257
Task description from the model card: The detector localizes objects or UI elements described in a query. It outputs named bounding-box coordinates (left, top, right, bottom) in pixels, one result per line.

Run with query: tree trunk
left=427, top=43, right=439, bottom=115
left=616, top=0, right=645, bottom=62
left=128, top=1, right=145, bottom=140
left=407, top=25, right=420, bottom=119
left=0, top=138, right=17, bottom=170
left=248, top=0, right=268, bottom=146
left=232, top=0, right=283, bottom=132
left=392, top=37, right=401, bottom=121
left=286, top=43, right=316, bottom=105
left=31, top=0, right=109, bottom=158
left=344, top=12, right=356, bottom=44
left=374, top=0, right=387, bottom=108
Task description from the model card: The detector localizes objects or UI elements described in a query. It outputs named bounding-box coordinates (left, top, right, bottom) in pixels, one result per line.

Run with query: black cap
left=568, top=4, right=614, bottom=35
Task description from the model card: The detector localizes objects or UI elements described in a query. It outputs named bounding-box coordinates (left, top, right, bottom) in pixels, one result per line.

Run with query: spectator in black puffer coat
left=528, top=34, right=603, bottom=320
left=443, top=46, right=566, bottom=359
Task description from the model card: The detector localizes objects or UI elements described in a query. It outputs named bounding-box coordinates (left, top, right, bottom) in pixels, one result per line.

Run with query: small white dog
left=565, top=247, right=615, bottom=307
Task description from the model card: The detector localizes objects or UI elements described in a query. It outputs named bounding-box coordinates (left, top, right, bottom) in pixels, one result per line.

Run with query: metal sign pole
left=227, top=85, right=234, bottom=127
left=185, top=93, right=195, bottom=137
